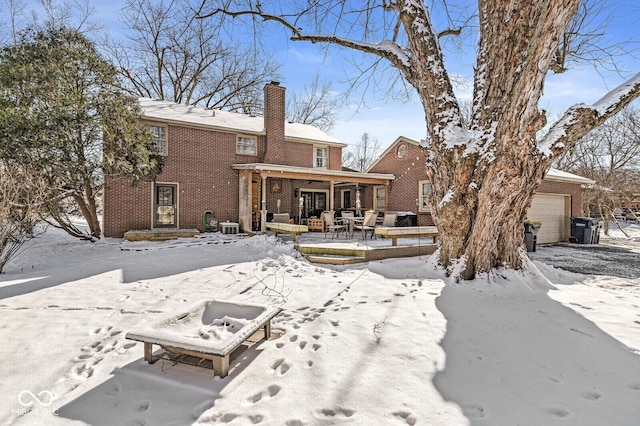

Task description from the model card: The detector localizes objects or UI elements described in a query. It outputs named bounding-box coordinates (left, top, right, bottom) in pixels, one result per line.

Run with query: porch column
left=329, top=181, right=335, bottom=213
left=238, top=170, right=252, bottom=233
left=385, top=181, right=390, bottom=211
left=260, top=174, right=268, bottom=233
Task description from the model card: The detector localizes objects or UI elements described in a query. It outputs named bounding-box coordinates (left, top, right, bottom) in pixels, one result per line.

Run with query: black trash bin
left=395, top=212, right=418, bottom=227
left=570, top=217, right=599, bottom=244
left=524, top=221, right=541, bottom=252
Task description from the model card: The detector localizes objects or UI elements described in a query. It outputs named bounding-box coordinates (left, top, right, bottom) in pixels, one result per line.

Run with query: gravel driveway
left=529, top=241, right=640, bottom=280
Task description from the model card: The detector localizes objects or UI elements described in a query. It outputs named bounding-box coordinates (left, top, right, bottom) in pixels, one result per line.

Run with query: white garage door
left=527, top=194, right=569, bottom=244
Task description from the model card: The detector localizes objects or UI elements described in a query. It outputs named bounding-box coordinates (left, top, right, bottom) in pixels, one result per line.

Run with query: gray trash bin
left=570, top=217, right=599, bottom=244
left=524, top=221, right=541, bottom=252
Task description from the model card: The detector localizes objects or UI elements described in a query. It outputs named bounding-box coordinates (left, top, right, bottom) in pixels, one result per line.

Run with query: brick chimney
left=263, top=82, right=286, bottom=164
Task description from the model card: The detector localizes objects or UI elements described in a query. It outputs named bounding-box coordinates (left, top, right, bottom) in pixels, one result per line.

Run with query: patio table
left=341, top=216, right=364, bottom=239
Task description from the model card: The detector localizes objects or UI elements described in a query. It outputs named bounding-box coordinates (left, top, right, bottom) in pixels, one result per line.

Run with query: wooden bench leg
left=144, top=342, right=158, bottom=364
left=212, top=354, right=230, bottom=378
left=391, top=237, right=398, bottom=246
left=264, top=319, right=272, bottom=340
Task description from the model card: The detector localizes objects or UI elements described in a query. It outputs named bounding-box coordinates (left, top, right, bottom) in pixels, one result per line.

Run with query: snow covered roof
left=545, top=168, right=595, bottom=185
left=138, top=98, right=345, bottom=147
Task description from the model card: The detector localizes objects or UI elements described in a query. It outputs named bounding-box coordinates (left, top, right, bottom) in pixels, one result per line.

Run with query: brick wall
left=329, top=146, right=342, bottom=171
left=104, top=83, right=347, bottom=237
left=264, top=83, right=286, bottom=164
left=536, top=180, right=583, bottom=216
left=369, top=140, right=434, bottom=225
left=103, top=177, right=153, bottom=236
left=276, top=141, right=342, bottom=170
left=104, top=124, right=262, bottom=237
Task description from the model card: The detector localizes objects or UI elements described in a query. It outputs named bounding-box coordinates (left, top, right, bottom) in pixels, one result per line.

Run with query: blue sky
left=16, top=0, right=640, bottom=149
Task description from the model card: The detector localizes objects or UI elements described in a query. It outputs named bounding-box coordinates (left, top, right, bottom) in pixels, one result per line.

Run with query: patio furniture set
left=266, top=210, right=438, bottom=245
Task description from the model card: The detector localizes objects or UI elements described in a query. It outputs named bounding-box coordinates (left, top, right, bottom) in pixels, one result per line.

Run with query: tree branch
left=198, top=7, right=411, bottom=73
left=539, top=72, right=640, bottom=156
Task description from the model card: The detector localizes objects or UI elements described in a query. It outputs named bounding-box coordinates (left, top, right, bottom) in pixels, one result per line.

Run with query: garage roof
left=545, top=168, right=595, bottom=185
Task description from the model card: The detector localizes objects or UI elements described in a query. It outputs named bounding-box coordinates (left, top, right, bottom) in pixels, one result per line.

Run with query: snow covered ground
left=1, top=223, right=639, bottom=425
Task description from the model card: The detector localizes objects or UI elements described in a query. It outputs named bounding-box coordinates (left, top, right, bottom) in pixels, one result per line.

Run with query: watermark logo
left=18, top=390, right=54, bottom=407
left=13, top=390, right=58, bottom=416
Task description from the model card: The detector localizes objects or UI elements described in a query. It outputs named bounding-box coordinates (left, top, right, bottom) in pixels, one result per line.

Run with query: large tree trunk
left=209, top=0, right=640, bottom=279
left=399, top=0, right=577, bottom=278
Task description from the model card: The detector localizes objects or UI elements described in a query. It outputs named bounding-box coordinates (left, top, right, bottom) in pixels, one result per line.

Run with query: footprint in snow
left=134, top=400, right=150, bottom=413
left=316, top=407, right=355, bottom=419
left=627, top=381, right=640, bottom=390
left=546, top=407, right=570, bottom=418
left=392, top=410, right=417, bottom=425
left=580, top=390, right=602, bottom=401
left=248, top=384, right=281, bottom=404
left=462, top=403, right=485, bottom=419
left=271, top=358, right=291, bottom=375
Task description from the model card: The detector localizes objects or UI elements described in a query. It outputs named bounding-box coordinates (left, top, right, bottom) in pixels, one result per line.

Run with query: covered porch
left=231, top=163, right=395, bottom=234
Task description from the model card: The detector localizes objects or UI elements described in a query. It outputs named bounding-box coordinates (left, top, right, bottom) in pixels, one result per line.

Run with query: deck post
left=144, top=343, right=157, bottom=363
left=264, top=319, right=272, bottom=340
left=212, top=354, right=230, bottom=378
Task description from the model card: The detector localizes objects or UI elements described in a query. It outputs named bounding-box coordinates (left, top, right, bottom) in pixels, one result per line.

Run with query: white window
left=236, top=135, right=257, bottom=155
left=314, top=146, right=328, bottom=168
left=374, top=185, right=386, bottom=211
left=149, top=125, right=167, bottom=155
left=419, top=180, right=431, bottom=212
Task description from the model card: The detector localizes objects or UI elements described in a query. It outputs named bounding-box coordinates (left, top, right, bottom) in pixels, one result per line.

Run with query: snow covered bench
left=374, top=226, right=439, bottom=246
left=265, top=222, right=308, bottom=242
left=126, top=300, right=282, bottom=378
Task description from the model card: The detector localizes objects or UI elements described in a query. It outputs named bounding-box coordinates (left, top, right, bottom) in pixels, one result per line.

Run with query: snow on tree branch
left=197, top=6, right=412, bottom=73
left=539, top=72, right=640, bottom=157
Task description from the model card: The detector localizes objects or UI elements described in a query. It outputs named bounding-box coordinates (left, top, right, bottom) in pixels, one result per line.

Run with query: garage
left=527, top=193, right=570, bottom=244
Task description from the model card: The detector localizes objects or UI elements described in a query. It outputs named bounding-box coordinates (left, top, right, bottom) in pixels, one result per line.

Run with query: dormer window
left=236, top=135, right=257, bottom=155
left=314, top=146, right=328, bottom=168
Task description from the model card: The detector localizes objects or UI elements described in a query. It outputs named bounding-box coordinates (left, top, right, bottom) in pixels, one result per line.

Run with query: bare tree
left=555, top=104, right=640, bottom=232
left=105, top=0, right=281, bottom=114
left=0, top=161, right=48, bottom=273
left=0, top=0, right=103, bottom=42
left=551, top=0, right=632, bottom=74
left=286, top=74, right=339, bottom=132
left=200, top=1, right=640, bottom=280
left=342, top=132, right=382, bottom=172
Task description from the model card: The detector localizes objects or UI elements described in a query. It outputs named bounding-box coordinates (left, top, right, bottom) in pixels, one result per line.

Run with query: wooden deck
left=124, top=228, right=200, bottom=242
left=374, top=226, right=438, bottom=246
left=265, top=223, right=308, bottom=241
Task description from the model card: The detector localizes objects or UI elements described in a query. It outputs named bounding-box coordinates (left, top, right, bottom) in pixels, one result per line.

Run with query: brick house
left=103, top=82, right=393, bottom=237
left=368, top=136, right=595, bottom=243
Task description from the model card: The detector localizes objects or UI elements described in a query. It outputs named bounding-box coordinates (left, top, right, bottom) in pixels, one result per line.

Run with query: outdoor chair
left=380, top=212, right=398, bottom=227
left=272, top=213, right=291, bottom=224
left=354, top=210, right=378, bottom=240
left=321, top=211, right=346, bottom=239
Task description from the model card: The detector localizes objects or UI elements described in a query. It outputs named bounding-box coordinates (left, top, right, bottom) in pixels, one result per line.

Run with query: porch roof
left=231, top=163, right=395, bottom=185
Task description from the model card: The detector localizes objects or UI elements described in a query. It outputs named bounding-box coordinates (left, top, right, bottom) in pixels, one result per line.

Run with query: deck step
left=149, top=236, right=178, bottom=241
left=304, top=254, right=368, bottom=265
